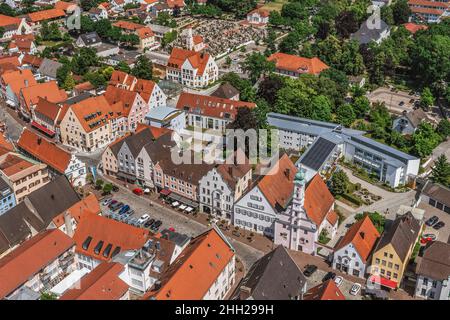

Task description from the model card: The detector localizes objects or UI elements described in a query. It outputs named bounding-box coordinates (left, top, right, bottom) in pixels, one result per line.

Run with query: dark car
left=322, top=272, right=336, bottom=282
left=425, top=216, right=439, bottom=227
left=144, top=219, right=155, bottom=228
left=152, top=220, right=162, bottom=230
left=433, top=221, right=445, bottom=230
left=304, top=264, right=318, bottom=277
left=111, top=202, right=124, bottom=211
left=108, top=200, right=118, bottom=209
left=112, top=185, right=119, bottom=192
left=118, top=205, right=130, bottom=215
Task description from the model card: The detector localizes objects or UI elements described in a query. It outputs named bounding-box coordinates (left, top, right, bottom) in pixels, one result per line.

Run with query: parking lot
left=367, top=87, right=418, bottom=115
left=418, top=202, right=450, bottom=243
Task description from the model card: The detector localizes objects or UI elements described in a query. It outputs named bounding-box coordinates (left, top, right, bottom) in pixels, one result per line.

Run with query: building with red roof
left=144, top=227, right=235, bottom=300
left=304, top=279, right=346, bottom=300
left=17, top=128, right=88, bottom=186
left=25, top=8, right=67, bottom=30
left=60, top=262, right=130, bottom=300
left=0, top=69, right=37, bottom=107
left=403, top=22, right=429, bottom=34
left=268, top=52, right=329, bottom=76
left=333, top=214, right=380, bottom=278
left=166, top=47, right=218, bottom=88
left=274, top=165, right=338, bottom=255
left=408, top=0, right=450, bottom=23
left=246, top=8, right=270, bottom=26
left=0, top=15, right=32, bottom=41
left=0, top=229, right=75, bottom=299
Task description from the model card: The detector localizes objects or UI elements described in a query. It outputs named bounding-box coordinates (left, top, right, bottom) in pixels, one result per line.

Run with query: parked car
left=152, top=220, right=162, bottom=230
left=334, top=276, right=343, bottom=287
left=112, top=185, right=119, bottom=192
left=101, top=198, right=112, bottom=206
left=133, top=188, right=143, bottom=196
left=425, top=216, right=439, bottom=227
left=108, top=200, right=118, bottom=208
left=399, top=101, right=405, bottom=106
left=138, top=214, right=150, bottom=225
left=144, top=219, right=155, bottom=228
left=433, top=221, right=445, bottom=230
left=125, top=209, right=134, bottom=217
left=111, top=202, right=124, bottom=211
left=350, top=283, right=362, bottom=296
left=420, top=233, right=437, bottom=244
left=119, top=205, right=130, bottom=215
left=322, top=272, right=336, bottom=282
left=303, top=264, right=318, bottom=277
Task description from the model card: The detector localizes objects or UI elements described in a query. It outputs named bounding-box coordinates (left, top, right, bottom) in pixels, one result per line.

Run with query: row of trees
left=80, top=17, right=140, bottom=48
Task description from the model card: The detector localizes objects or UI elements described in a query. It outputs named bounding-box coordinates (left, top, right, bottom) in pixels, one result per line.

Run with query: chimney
left=37, top=137, right=42, bottom=145
left=24, top=79, right=28, bottom=87
left=63, top=211, right=74, bottom=237
left=284, top=168, right=290, bottom=179
left=239, top=286, right=252, bottom=300
left=360, top=232, right=365, bottom=239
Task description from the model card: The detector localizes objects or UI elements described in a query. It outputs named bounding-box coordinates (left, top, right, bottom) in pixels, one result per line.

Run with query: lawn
left=261, top=0, right=289, bottom=12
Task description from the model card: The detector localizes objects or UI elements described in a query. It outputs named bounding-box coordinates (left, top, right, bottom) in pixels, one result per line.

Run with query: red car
left=420, top=234, right=437, bottom=245
left=133, top=188, right=144, bottom=196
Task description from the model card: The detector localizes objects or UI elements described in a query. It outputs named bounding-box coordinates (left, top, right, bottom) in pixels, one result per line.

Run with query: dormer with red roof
left=166, top=47, right=218, bottom=88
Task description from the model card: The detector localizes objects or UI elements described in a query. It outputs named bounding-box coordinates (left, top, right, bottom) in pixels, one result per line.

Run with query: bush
left=340, top=193, right=362, bottom=206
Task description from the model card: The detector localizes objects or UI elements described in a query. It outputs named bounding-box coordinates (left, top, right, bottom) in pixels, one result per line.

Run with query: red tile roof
left=304, top=174, right=335, bottom=226
left=17, top=128, right=72, bottom=174
left=20, top=81, right=67, bottom=111
left=168, top=47, right=212, bottom=75
left=145, top=228, right=234, bottom=300
left=21, top=54, right=43, bottom=67
left=166, top=0, right=185, bottom=8
left=248, top=8, right=270, bottom=17
left=113, top=20, right=146, bottom=31
left=104, top=85, right=139, bottom=117
left=54, top=1, right=78, bottom=11
left=73, top=215, right=151, bottom=261
left=335, top=214, right=380, bottom=263
left=27, top=8, right=66, bottom=23
left=304, top=279, right=345, bottom=300
left=176, top=92, right=256, bottom=120
left=52, top=193, right=101, bottom=228
left=268, top=52, right=329, bottom=75
left=137, top=26, right=154, bottom=39
left=0, top=15, right=22, bottom=28
left=109, top=70, right=157, bottom=102
left=403, top=22, right=429, bottom=34
left=60, top=262, right=128, bottom=300
left=0, top=229, right=74, bottom=299
left=1, top=69, right=37, bottom=99
left=68, top=95, right=116, bottom=133
left=0, top=153, right=35, bottom=177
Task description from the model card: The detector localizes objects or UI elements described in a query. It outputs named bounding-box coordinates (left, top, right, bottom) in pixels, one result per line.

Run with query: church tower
left=186, top=28, right=194, bottom=51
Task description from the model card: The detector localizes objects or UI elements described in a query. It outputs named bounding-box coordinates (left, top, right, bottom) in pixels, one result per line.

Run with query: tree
left=242, top=53, right=275, bottom=83
left=155, top=12, right=177, bottom=27
left=161, top=30, right=177, bottom=48
left=120, top=33, right=139, bottom=48
left=0, top=27, right=4, bottom=39
left=329, top=170, right=349, bottom=196
left=279, top=32, right=300, bottom=54
left=336, top=104, right=356, bottom=127
left=310, top=95, right=332, bottom=121
left=420, top=87, right=435, bottom=110
left=430, top=155, right=450, bottom=187
left=56, top=64, right=71, bottom=87
left=436, top=119, right=450, bottom=139
left=0, top=3, right=15, bottom=16
left=412, top=122, right=442, bottom=158
left=40, top=292, right=57, bottom=300
left=102, top=183, right=113, bottom=195
left=335, top=11, right=359, bottom=38
left=116, top=61, right=131, bottom=73
left=227, top=106, right=258, bottom=131
left=392, top=0, right=411, bottom=25
left=95, top=179, right=104, bottom=190
left=221, top=72, right=256, bottom=102
left=355, top=212, right=386, bottom=233
left=80, top=15, right=95, bottom=33
left=63, top=74, right=75, bottom=90
left=352, top=96, right=370, bottom=118
left=264, top=29, right=277, bottom=55
left=257, top=75, right=284, bottom=106
left=131, top=55, right=153, bottom=80
left=81, top=0, right=100, bottom=11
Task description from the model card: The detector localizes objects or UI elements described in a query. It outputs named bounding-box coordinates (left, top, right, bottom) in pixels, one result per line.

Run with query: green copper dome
left=294, top=169, right=305, bottom=182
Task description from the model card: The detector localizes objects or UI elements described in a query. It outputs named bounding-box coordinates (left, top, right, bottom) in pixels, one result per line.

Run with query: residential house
left=176, top=92, right=256, bottom=132
left=59, top=95, right=118, bottom=152
left=232, top=245, right=307, bottom=300
left=369, top=212, right=422, bottom=289
left=408, top=0, right=450, bottom=23
left=333, top=214, right=381, bottom=278
left=419, top=180, right=450, bottom=214
left=415, top=241, right=450, bottom=300
left=392, top=109, right=434, bottom=135
left=274, top=168, right=338, bottom=254
left=109, top=70, right=167, bottom=109
left=30, top=97, right=68, bottom=139
left=144, top=105, right=185, bottom=131
left=246, top=8, right=270, bottom=26
left=303, top=279, right=346, bottom=300
left=211, top=82, right=240, bottom=101
left=0, top=229, right=76, bottom=300
left=147, top=23, right=173, bottom=42
left=18, top=81, right=67, bottom=121
left=0, top=15, right=32, bottom=42
left=143, top=227, right=235, bottom=300
left=199, top=152, right=252, bottom=221
left=267, top=52, right=329, bottom=77
left=75, top=32, right=102, bottom=47
left=0, top=175, right=80, bottom=257
left=17, top=128, right=87, bottom=187
left=54, top=1, right=79, bottom=13
left=8, top=34, right=37, bottom=55
left=166, top=47, right=219, bottom=88
left=25, top=8, right=67, bottom=32
left=0, top=69, right=37, bottom=108
left=233, top=154, right=297, bottom=238
left=105, top=50, right=140, bottom=66
left=137, top=27, right=159, bottom=51
left=36, top=58, right=63, bottom=81
left=0, top=176, right=16, bottom=215
left=60, top=262, right=130, bottom=300
left=89, top=6, right=109, bottom=21
left=350, top=18, right=391, bottom=45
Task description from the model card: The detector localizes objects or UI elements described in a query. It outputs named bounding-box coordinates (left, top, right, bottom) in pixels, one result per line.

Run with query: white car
left=334, top=276, right=343, bottom=287
left=350, top=283, right=362, bottom=296
left=138, top=214, right=150, bottom=225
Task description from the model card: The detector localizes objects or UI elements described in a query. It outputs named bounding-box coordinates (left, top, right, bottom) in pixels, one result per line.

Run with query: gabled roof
left=145, top=227, right=234, bottom=300
left=335, top=214, right=380, bottom=263
left=27, top=8, right=66, bottom=23
left=54, top=1, right=78, bottom=12
left=104, top=85, right=139, bottom=118
left=304, top=279, right=345, bottom=300
left=0, top=229, right=74, bottom=299
left=17, top=128, right=72, bottom=174
left=108, top=70, right=157, bottom=102
left=20, top=81, right=67, bottom=111
left=403, top=22, right=428, bottom=34
left=416, top=241, right=450, bottom=281
left=421, top=181, right=450, bottom=208
left=211, top=82, right=239, bottom=99
left=120, top=126, right=156, bottom=158
left=374, top=212, right=421, bottom=262
left=168, top=47, right=212, bottom=75
left=78, top=32, right=102, bottom=45
left=257, top=154, right=297, bottom=211
left=68, top=95, right=115, bottom=133
left=304, top=174, right=335, bottom=226
left=248, top=8, right=269, bottom=17
left=166, top=0, right=185, bottom=8
left=216, top=159, right=252, bottom=192
left=404, top=108, right=430, bottom=128
left=136, top=26, right=154, bottom=39
left=351, top=19, right=390, bottom=44
left=1, top=69, right=37, bottom=99
left=176, top=92, right=256, bottom=120
left=233, top=245, right=306, bottom=300
left=0, top=153, right=35, bottom=177
left=21, top=54, right=43, bottom=68
left=60, top=262, right=128, bottom=300
left=113, top=20, right=146, bottom=31
left=268, top=52, right=329, bottom=75
left=73, top=215, right=151, bottom=261
left=52, top=193, right=100, bottom=228
left=38, top=58, right=63, bottom=79
left=0, top=15, right=22, bottom=28
left=33, top=96, right=61, bottom=121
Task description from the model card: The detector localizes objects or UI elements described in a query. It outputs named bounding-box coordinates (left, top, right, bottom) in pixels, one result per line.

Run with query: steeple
left=186, top=28, right=194, bottom=51
left=293, top=164, right=305, bottom=207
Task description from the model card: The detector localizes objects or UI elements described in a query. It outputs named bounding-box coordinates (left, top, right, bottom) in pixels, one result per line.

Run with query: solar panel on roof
left=300, top=137, right=336, bottom=171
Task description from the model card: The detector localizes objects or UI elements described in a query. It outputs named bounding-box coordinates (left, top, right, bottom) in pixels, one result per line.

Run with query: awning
left=167, top=192, right=199, bottom=208
left=368, top=275, right=397, bottom=290
left=31, top=121, right=55, bottom=137
left=160, top=188, right=171, bottom=196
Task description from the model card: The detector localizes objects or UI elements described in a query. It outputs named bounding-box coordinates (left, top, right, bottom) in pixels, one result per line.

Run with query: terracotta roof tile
left=54, top=1, right=78, bottom=11
left=403, top=22, right=428, bottom=34
left=1, top=69, right=37, bottom=99
left=137, top=26, right=154, bottom=39
left=303, top=174, right=335, bottom=226
left=20, top=81, right=67, bottom=111
left=27, top=8, right=66, bottom=23
left=104, top=85, right=139, bottom=117
left=68, top=95, right=115, bottom=133
left=0, top=15, right=22, bottom=28
left=113, top=20, right=146, bottom=31
left=52, top=193, right=101, bottom=228
left=0, top=153, right=35, bottom=177
left=268, top=52, right=329, bottom=75
left=304, top=279, right=345, bottom=300
left=168, top=47, right=211, bottom=75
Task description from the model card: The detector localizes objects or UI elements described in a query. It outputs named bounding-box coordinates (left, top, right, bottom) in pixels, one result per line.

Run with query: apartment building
left=0, top=69, right=37, bottom=108
left=166, top=47, right=218, bottom=88
left=112, top=21, right=158, bottom=51
left=30, top=97, right=68, bottom=139
left=408, top=0, right=450, bottom=23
